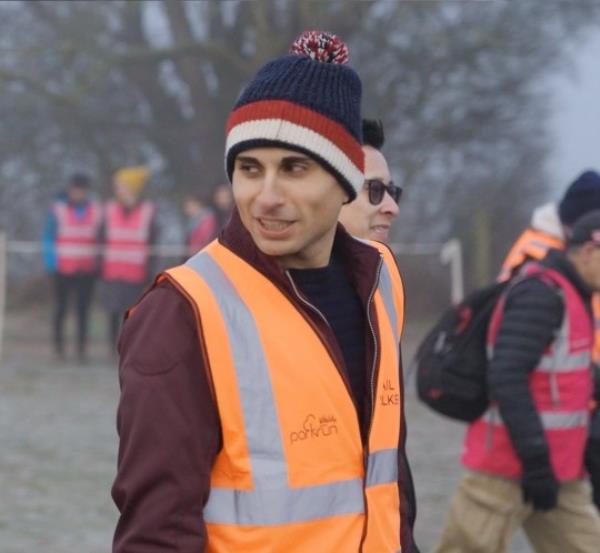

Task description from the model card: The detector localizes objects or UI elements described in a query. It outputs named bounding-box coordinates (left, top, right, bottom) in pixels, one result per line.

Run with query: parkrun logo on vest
left=290, top=414, right=338, bottom=445
left=380, top=378, right=399, bottom=407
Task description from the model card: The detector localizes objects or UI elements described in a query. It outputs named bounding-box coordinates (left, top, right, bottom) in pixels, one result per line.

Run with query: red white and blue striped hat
left=225, top=31, right=364, bottom=201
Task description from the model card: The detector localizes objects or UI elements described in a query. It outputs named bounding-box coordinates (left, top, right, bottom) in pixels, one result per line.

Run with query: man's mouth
left=371, top=224, right=390, bottom=232
left=258, top=218, right=293, bottom=230
left=370, top=224, right=391, bottom=239
left=256, top=218, right=296, bottom=237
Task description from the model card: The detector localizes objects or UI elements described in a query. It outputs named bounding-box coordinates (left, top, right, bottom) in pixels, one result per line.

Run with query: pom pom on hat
left=289, top=30, right=349, bottom=64
left=113, top=166, right=150, bottom=195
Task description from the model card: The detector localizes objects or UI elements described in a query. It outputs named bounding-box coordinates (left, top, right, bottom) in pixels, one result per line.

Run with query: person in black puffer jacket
left=436, top=211, right=600, bottom=553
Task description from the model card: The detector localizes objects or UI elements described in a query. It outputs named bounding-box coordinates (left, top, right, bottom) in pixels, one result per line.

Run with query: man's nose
left=380, top=192, right=400, bottom=217
left=254, top=171, right=285, bottom=209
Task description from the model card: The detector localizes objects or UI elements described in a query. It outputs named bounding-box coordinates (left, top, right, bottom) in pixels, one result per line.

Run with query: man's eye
left=239, top=163, right=259, bottom=173
left=286, top=162, right=308, bottom=173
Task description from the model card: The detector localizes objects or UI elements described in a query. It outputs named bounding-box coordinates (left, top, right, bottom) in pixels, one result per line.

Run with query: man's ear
left=581, top=242, right=596, bottom=257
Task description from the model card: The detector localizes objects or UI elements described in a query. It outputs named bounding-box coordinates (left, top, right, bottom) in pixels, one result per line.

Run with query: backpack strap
left=487, top=262, right=561, bottom=359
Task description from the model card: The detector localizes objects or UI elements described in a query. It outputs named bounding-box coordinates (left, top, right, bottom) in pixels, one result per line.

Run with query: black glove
left=586, top=411, right=600, bottom=511
left=521, top=461, right=559, bottom=512
left=592, top=487, right=600, bottom=511
left=592, top=363, right=600, bottom=402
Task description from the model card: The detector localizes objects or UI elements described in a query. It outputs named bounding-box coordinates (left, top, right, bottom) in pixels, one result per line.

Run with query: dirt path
left=0, top=357, right=532, bottom=552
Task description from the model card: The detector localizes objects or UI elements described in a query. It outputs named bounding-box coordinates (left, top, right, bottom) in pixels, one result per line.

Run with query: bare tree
left=1, top=0, right=599, bottom=288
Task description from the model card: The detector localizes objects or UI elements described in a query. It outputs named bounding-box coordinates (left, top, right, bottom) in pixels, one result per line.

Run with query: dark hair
left=69, top=172, right=91, bottom=189
left=362, top=119, right=385, bottom=150
left=565, top=209, right=600, bottom=248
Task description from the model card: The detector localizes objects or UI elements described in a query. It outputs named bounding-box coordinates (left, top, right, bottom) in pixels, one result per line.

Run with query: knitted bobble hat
left=113, top=166, right=150, bottom=196
left=558, top=170, right=600, bottom=227
left=225, top=30, right=364, bottom=201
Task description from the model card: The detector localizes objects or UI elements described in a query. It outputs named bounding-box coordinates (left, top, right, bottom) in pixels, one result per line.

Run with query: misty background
left=2, top=0, right=600, bottom=315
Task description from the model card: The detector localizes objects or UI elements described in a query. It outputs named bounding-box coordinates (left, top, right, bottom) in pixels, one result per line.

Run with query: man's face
left=338, top=146, right=399, bottom=242
left=68, top=185, right=88, bottom=204
left=213, top=185, right=233, bottom=211
left=114, top=180, right=137, bottom=207
left=183, top=198, right=203, bottom=219
left=232, top=147, right=348, bottom=269
left=579, top=244, right=600, bottom=292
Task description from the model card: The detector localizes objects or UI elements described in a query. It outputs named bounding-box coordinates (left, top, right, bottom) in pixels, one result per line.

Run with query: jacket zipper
left=359, top=257, right=383, bottom=552
left=284, top=271, right=358, bottom=406
left=286, top=268, right=379, bottom=548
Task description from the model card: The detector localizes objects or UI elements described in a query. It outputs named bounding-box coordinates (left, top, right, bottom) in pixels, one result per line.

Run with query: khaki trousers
left=435, top=471, right=600, bottom=553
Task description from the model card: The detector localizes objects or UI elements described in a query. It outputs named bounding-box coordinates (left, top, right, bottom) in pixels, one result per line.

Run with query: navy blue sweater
left=290, top=254, right=367, bottom=424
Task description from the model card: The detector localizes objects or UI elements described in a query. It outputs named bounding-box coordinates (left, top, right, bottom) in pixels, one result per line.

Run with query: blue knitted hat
left=225, top=31, right=364, bottom=201
left=559, top=170, right=600, bottom=227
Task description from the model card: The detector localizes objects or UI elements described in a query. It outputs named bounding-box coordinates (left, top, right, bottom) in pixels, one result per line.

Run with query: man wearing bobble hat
left=112, top=31, right=418, bottom=552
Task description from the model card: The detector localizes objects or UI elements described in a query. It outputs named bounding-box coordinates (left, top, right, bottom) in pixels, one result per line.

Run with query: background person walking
left=435, top=211, right=600, bottom=553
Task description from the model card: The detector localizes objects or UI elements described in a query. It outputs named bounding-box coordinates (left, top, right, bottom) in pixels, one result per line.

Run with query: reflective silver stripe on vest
left=107, top=228, right=150, bottom=241
left=537, top=351, right=591, bottom=372
left=204, top=478, right=364, bottom=525
left=58, top=227, right=98, bottom=239
left=366, top=448, right=398, bottom=487
left=361, top=249, right=401, bottom=490
left=187, top=253, right=287, bottom=484
left=55, top=244, right=98, bottom=257
left=104, top=249, right=148, bottom=263
left=185, top=252, right=365, bottom=525
left=541, top=410, right=589, bottom=428
left=483, top=407, right=588, bottom=429
left=536, top=311, right=591, bottom=373
left=378, top=262, right=399, bottom=341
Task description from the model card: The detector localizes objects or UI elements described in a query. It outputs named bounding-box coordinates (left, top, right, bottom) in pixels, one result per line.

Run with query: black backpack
left=415, top=280, right=508, bottom=422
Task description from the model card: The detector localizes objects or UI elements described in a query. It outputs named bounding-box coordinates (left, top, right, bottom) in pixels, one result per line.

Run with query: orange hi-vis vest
left=53, top=200, right=102, bottom=275
left=164, top=240, right=405, bottom=553
left=499, top=227, right=600, bottom=364
left=102, top=200, right=154, bottom=284
left=498, top=228, right=564, bottom=282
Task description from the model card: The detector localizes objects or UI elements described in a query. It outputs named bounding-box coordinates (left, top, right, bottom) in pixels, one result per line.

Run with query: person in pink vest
left=211, top=182, right=234, bottom=231
left=182, top=194, right=218, bottom=257
left=43, top=173, right=102, bottom=362
left=436, top=211, right=600, bottom=553
left=99, top=166, right=158, bottom=352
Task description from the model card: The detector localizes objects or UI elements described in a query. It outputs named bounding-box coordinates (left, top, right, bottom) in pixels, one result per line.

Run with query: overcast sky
left=549, top=32, right=600, bottom=192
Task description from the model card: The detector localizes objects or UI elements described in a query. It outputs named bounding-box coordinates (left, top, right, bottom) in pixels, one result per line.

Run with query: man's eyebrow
left=282, top=155, right=313, bottom=163
left=235, top=156, right=260, bottom=163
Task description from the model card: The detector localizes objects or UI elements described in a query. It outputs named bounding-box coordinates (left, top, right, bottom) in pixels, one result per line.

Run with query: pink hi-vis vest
left=54, top=201, right=102, bottom=275
left=463, top=264, right=593, bottom=481
left=102, top=200, right=154, bottom=283
left=187, top=212, right=217, bottom=256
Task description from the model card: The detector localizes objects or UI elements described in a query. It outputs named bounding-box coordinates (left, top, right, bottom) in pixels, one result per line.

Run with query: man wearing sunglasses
left=339, top=119, right=401, bottom=242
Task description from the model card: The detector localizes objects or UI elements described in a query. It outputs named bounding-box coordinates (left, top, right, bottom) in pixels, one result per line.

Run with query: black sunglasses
left=365, top=179, right=402, bottom=206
